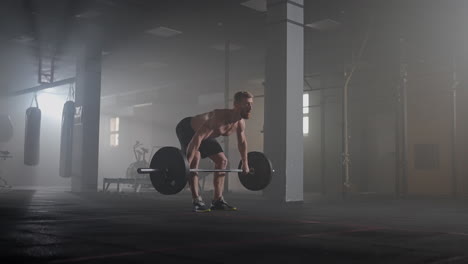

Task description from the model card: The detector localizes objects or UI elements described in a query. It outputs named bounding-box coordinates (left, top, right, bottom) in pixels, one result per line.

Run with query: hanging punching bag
left=24, top=107, right=41, bottom=166
left=59, top=101, right=75, bottom=178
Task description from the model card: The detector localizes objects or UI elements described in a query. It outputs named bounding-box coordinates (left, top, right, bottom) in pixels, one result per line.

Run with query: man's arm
left=186, top=122, right=212, bottom=166
left=236, top=120, right=249, bottom=172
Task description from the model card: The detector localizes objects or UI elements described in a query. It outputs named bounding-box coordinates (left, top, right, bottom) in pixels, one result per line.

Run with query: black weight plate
left=238, top=152, right=273, bottom=191
left=150, top=147, right=188, bottom=195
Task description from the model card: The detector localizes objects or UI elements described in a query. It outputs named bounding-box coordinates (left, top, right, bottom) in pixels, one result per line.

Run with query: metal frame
left=38, top=54, right=56, bottom=84
left=10, top=77, right=76, bottom=96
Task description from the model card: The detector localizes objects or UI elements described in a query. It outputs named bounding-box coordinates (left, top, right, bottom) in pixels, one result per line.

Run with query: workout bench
left=103, top=177, right=152, bottom=193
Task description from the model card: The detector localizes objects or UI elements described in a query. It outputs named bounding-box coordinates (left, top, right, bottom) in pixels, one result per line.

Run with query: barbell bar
left=193, top=168, right=246, bottom=173
left=136, top=146, right=274, bottom=195
left=138, top=168, right=273, bottom=173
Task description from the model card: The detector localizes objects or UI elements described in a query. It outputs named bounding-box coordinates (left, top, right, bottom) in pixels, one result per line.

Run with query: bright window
left=303, top=116, right=309, bottom=135
left=303, top=93, right=309, bottom=135
left=303, top=93, right=309, bottom=114
left=110, top=117, right=120, bottom=146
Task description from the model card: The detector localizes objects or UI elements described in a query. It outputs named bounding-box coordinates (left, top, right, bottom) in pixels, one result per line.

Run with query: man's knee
left=190, top=152, right=201, bottom=167
left=215, top=156, right=228, bottom=169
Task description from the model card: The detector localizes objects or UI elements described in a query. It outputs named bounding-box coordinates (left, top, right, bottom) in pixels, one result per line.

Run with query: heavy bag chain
left=30, top=93, right=39, bottom=108
left=67, top=83, right=75, bottom=102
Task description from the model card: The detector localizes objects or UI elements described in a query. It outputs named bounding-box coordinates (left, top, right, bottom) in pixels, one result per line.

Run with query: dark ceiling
left=1, top=0, right=266, bottom=97
left=1, top=0, right=467, bottom=106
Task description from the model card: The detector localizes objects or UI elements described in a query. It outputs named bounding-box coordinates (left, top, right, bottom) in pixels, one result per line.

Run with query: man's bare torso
left=191, top=109, right=241, bottom=138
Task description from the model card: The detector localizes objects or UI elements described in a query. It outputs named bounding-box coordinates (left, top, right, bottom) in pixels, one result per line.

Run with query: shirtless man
left=176, top=91, right=253, bottom=212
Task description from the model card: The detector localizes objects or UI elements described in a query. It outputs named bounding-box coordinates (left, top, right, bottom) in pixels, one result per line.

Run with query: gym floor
left=2, top=187, right=468, bottom=263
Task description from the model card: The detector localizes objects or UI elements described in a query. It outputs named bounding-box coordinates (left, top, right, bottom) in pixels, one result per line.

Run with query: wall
left=303, top=90, right=322, bottom=193
left=360, top=70, right=397, bottom=195
left=97, top=93, right=264, bottom=193
left=406, top=72, right=453, bottom=196
left=0, top=89, right=73, bottom=188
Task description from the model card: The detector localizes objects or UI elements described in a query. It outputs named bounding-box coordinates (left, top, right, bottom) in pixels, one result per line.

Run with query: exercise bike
left=125, top=141, right=159, bottom=191
left=126, top=141, right=150, bottom=180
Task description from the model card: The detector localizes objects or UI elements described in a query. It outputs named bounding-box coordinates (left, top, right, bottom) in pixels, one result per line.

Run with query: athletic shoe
left=210, top=197, right=237, bottom=211
left=193, top=199, right=211, bottom=213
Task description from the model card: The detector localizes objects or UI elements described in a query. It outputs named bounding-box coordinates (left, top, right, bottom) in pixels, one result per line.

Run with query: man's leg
left=208, top=152, right=237, bottom=211
left=208, top=152, right=228, bottom=200
left=188, top=151, right=201, bottom=199
left=189, top=151, right=210, bottom=212
left=175, top=117, right=208, bottom=212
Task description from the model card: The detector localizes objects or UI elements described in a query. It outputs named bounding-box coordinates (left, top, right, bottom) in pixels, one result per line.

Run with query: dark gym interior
left=1, top=0, right=468, bottom=263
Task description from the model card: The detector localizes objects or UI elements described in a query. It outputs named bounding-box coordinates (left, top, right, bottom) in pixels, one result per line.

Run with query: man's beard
left=240, top=111, right=251, bottom=119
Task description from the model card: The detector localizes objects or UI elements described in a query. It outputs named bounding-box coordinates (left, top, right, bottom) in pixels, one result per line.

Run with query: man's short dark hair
left=234, top=91, right=253, bottom=104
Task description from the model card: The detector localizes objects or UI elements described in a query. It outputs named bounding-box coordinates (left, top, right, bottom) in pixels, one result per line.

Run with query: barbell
left=137, top=146, right=274, bottom=195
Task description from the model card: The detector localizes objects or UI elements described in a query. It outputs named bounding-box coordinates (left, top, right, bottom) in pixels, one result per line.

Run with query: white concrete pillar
left=264, top=0, right=304, bottom=202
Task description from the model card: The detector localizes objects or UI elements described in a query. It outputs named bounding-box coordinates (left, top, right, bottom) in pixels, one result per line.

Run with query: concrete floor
left=1, top=187, right=468, bottom=263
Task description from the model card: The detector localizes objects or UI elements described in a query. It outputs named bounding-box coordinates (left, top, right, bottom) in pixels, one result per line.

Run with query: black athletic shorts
left=176, top=117, right=223, bottom=159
